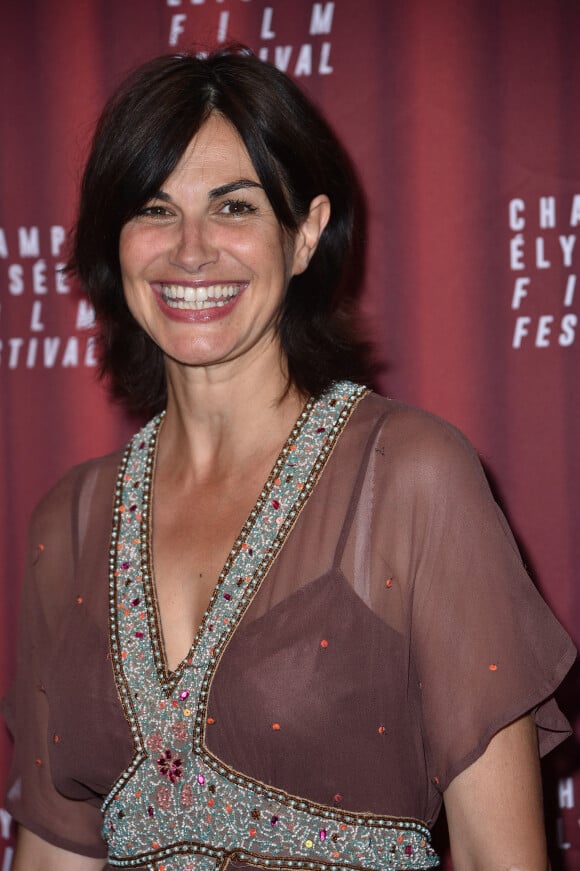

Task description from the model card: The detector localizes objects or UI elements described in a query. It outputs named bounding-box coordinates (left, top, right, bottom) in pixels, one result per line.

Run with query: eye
left=135, top=204, right=173, bottom=219
left=219, top=199, right=258, bottom=217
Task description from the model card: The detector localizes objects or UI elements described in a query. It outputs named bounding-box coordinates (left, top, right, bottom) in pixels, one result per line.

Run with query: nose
left=169, top=216, right=218, bottom=273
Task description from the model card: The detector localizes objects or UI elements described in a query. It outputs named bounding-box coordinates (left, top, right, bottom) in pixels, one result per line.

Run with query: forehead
left=168, top=114, right=259, bottom=188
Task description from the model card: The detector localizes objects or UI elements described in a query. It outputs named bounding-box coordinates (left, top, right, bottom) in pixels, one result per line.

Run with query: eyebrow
left=209, top=179, right=264, bottom=198
left=154, top=179, right=264, bottom=202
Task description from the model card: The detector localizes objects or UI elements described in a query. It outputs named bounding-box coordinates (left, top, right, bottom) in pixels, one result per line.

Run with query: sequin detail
left=102, top=382, right=437, bottom=870
left=156, top=750, right=183, bottom=783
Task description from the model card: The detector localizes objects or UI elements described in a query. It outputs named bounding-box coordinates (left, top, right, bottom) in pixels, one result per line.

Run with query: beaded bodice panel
left=103, top=382, right=439, bottom=871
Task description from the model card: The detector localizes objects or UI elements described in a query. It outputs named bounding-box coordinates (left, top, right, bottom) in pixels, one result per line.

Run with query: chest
left=152, top=468, right=277, bottom=672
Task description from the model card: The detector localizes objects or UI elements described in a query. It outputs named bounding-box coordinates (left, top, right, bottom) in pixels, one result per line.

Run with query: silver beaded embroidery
left=102, top=382, right=439, bottom=871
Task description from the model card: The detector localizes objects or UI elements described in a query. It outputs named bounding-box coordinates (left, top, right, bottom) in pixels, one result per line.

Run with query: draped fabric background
left=1, top=1, right=579, bottom=867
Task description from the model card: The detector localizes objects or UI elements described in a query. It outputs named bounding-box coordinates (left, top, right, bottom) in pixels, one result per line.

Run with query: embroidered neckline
left=104, top=382, right=438, bottom=871
left=144, top=391, right=326, bottom=690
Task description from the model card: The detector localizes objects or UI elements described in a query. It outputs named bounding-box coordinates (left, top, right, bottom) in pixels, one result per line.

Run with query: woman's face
left=119, top=114, right=322, bottom=379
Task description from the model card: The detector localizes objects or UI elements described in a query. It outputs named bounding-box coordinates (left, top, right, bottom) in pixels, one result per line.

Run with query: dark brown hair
left=70, top=47, right=373, bottom=415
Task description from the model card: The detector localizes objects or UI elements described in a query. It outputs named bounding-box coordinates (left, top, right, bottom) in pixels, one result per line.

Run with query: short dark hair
left=70, top=47, right=373, bottom=415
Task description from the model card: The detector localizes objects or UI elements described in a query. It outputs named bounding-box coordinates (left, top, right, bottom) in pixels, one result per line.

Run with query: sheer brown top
left=2, top=393, right=575, bottom=860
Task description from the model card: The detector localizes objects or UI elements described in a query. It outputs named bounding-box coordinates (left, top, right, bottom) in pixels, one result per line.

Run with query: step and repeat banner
left=1, top=1, right=579, bottom=867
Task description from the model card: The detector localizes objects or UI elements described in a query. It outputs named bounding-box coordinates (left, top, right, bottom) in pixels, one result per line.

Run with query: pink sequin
left=197, top=774, right=205, bottom=785
left=156, top=749, right=183, bottom=783
left=179, top=690, right=190, bottom=700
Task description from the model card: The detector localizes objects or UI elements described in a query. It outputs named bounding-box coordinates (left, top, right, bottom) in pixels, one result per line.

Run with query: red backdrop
left=1, top=1, right=579, bottom=867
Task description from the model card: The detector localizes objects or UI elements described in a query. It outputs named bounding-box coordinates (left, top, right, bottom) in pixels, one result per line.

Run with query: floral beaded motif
left=102, top=382, right=438, bottom=870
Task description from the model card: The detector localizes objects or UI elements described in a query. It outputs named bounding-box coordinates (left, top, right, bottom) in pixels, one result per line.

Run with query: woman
left=3, top=48, right=576, bottom=871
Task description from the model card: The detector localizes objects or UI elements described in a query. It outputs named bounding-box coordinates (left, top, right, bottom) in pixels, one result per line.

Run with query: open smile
left=161, top=283, right=246, bottom=311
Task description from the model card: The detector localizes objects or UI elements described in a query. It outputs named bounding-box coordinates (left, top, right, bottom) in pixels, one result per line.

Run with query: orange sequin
left=489, top=663, right=498, bottom=671
left=272, top=722, right=281, bottom=731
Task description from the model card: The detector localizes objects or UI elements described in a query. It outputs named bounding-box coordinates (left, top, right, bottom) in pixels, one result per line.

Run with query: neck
left=157, top=350, right=306, bottom=485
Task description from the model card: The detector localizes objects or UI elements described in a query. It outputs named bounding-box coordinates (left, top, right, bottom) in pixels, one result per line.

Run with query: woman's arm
left=443, top=714, right=549, bottom=871
left=12, top=827, right=106, bottom=871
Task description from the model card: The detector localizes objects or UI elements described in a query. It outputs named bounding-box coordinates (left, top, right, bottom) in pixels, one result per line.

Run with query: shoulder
left=19, top=448, right=127, bottom=629
left=347, top=392, right=500, bottom=528
left=356, top=392, right=484, bottom=482
left=28, top=449, right=125, bottom=546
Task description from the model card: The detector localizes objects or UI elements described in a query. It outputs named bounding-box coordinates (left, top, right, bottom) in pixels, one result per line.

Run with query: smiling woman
left=118, top=114, right=330, bottom=375
left=70, top=48, right=368, bottom=416
left=2, top=47, right=576, bottom=871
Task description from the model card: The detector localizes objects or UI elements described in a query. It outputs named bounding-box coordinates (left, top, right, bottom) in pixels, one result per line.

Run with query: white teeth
left=161, top=283, right=241, bottom=310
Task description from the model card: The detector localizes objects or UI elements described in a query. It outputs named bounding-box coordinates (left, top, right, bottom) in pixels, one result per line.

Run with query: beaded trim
left=103, top=382, right=438, bottom=870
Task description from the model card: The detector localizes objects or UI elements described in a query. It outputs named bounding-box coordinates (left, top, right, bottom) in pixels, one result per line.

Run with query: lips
left=161, top=283, right=245, bottom=311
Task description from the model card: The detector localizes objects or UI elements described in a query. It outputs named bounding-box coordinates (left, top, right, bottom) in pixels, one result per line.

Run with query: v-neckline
left=108, top=381, right=369, bottom=700
left=145, top=395, right=316, bottom=686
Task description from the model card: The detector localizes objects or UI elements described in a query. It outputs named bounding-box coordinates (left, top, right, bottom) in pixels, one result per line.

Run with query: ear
left=291, top=194, right=331, bottom=276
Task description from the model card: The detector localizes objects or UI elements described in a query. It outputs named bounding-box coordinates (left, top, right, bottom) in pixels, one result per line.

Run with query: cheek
left=119, top=225, right=162, bottom=277
left=119, top=231, right=144, bottom=273
left=118, top=230, right=137, bottom=278
left=118, top=235, right=150, bottom=322
left=229, top=224, right=290, bottom=269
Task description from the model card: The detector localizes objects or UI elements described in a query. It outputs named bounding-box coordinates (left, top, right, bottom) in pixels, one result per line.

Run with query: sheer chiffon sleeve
left=1, top=458, right=120, bottom=859
left=371, top=404, right=575, bottom=795
left=2, top=396, right=575, bottom=849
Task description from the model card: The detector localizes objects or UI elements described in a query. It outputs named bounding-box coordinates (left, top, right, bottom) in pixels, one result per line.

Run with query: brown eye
left=220, top=199, right=257, bottom=216
left=137, top=206, right=172, bottom=218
